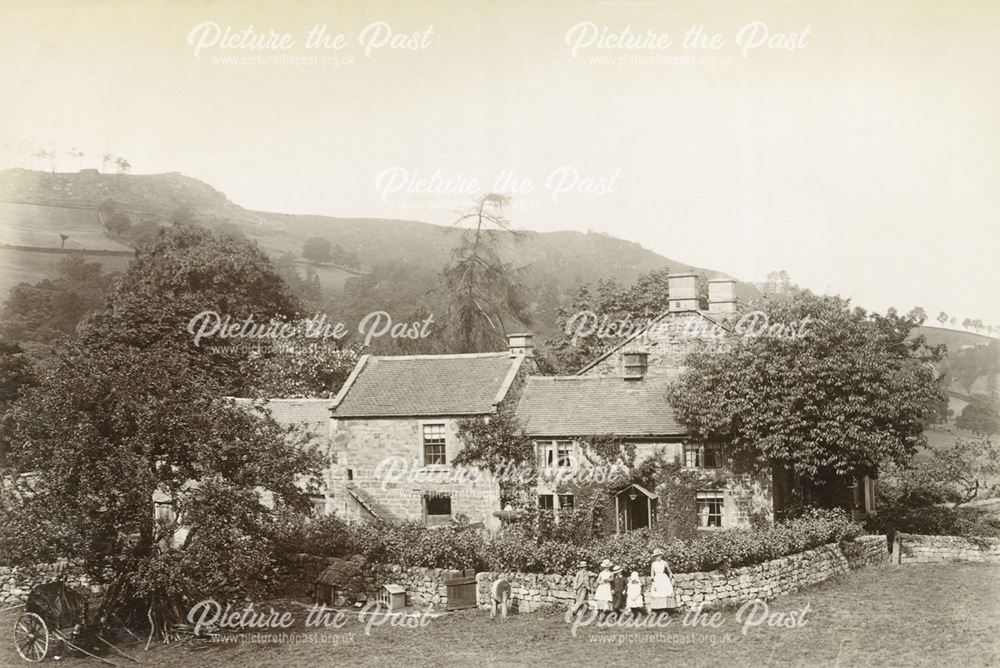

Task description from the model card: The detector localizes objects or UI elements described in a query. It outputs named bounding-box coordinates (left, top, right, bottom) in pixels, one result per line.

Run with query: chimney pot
left=507, top=332, right=534, bottom=358
left=667, top=273, right=699, bottom=312
left=708, top=277, right=737, bottom=313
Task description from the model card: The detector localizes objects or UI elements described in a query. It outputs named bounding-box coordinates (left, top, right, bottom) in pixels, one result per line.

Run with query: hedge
left=281, top=507, right=863, bottom=574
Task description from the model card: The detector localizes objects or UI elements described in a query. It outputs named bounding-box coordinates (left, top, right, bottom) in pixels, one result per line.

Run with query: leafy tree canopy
left=455, top=409, right=536, bottom=507
left=302, top=236, right=333, bottom=264
left=1, top=255, right=116, bottom=345
left=81, top=224, right=301, bottom=394
left=668, top=292, right=947, bottom=481
left=956, top=394, right=1000, bottom=436
left=0, top=343, right=323, bottom=627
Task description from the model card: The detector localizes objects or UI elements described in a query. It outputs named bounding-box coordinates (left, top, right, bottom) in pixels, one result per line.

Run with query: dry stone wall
left=474, top=537, right=888, bottom=613
left=896, top=533, right=1000, bottom=564
left=0, top=561, right=96, bottom=607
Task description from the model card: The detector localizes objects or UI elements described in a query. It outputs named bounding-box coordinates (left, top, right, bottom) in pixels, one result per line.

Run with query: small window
left=424, top=493, right=452, bottom=527
left=683, top=444, right=700, bottom=468
left=702, top=444, right=722, bottom=469
left=538, top=441, right=574, bottom=469
left=623, top=352, right=648, bottom=379
left=538, top=494, right=554, bottom=510
left=423, top=424, right=446, bottom=466
left=556, top=441, right=573, bottom=468
left=684, top=444, right=722, bottom=469
left=697, top=491, right=724, bottom=528
left=558, top=494, right=575, bottom=511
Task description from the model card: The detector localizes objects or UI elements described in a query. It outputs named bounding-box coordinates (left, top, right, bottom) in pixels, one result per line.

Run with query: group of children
left=488, top=548, right=677, bottom=619
left=572, top=548, right=676, bottom=618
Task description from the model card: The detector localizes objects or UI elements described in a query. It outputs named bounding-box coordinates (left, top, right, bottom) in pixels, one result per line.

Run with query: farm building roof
left=515, top=374, right=686, bottom=438
left=331, top=352, right=523, bottom=418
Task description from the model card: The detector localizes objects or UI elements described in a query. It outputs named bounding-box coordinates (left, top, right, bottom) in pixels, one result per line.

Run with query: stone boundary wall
left=841, top=535, right=890, bottom=570
left=289, top=536, right=889, bottom=612
left=0, top=561, right=96, bottom=607
left=895, top=533, right=1000, bottom=565
left=284, top=553, right=467, bottom=607
left=475, top=537, right=888, bottom=613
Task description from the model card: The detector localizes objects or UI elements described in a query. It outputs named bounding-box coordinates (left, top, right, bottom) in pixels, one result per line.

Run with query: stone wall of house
left=474, top=537, right=887, bottom=613
left=896, top=533, right=1000, bottom=565
left=580, top=311, right=731, bottom=377
left=328, top=416, right=502, bottom=529
left=0, top=561, right=97, bottom=607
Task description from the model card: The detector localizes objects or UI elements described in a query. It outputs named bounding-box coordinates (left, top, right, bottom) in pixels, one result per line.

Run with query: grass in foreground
left=2, top=563, right=998, bottom=667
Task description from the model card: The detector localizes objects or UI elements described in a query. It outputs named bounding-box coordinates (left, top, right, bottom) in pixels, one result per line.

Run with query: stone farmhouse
left=254, top=273, right=875, bottom=533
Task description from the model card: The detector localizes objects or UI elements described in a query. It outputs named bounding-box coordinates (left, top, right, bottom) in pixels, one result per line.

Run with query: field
left=0, top=201, right=131, bottom=252
left=0, top=247, right=132, bottom=297
left=2, top=563, right=997, bottom=667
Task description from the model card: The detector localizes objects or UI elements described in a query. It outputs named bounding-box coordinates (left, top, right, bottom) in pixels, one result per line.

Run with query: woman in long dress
left=594, top=559, right=614, bottom=616
left=648, top=548, right=675, bottom=614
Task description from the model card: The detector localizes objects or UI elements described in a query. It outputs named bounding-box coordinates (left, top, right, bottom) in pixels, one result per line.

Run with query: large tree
left=0, top=343, right=323, bottom=636
left=81, top=224, right=301, bottom=394
left=668, top=292, right=947, bottom=484
left=442, top=195, right=532, bottom=353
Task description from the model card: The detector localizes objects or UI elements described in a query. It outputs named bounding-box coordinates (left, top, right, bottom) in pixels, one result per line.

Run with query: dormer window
left=623, top=352, right=648, bottom=379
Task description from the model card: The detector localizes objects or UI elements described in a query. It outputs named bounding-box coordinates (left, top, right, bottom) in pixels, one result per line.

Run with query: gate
left=445, top=571, right=477, bottom=610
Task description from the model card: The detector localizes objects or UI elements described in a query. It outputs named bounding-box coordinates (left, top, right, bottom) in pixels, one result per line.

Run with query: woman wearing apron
left=648, top=548, right=676, bottom=615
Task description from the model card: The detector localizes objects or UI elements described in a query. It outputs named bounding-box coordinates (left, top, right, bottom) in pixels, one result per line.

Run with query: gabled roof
left=515, top=374, right=686, bottom=438
left=575, top=309, right=733, bottom=375
left=331, top=352, right=523, bottom=418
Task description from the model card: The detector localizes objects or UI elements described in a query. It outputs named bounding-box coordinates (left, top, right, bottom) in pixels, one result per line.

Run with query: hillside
left=916, top=326, right=997, bottom=352
left=0, top=169, right=754, bottom=339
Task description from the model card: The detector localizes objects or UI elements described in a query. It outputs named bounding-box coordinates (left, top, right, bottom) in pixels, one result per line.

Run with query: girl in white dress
left=594, top=559, right=614, bottom=616
left=649, top=548, right=675, bottom=613
left=626, top=571, right=645, bottom=616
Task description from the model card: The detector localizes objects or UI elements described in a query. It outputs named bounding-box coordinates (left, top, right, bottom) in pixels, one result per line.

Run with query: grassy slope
left=0, top=169, right=756, bottom=341
left=0, top=168, right=743, bottom=289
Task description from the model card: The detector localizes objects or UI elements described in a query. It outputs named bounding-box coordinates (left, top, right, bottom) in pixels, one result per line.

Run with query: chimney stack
left=708, top=277, right=737, bottom=313
left=507, top=332, right=534, bottom=358
left=667, top=273, right=699, bottom=312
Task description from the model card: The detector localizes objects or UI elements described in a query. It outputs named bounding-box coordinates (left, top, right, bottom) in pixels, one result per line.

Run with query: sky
left=1, top=0, right=998, bottom=326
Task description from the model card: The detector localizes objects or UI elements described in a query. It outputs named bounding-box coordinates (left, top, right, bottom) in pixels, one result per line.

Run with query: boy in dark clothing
left=611, top=566, right=627, bottom=614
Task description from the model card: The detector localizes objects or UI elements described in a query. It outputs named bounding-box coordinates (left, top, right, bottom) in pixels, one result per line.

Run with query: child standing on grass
left=611, top=566, right=627, bottom=613
left=594, top=559, right=614, bottom=618
left=626, top=571, right=645, bottom=617
left=572, top=560, right=595, bottom=617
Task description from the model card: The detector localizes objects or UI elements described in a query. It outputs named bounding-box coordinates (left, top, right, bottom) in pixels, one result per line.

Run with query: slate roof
left=331, top=352, right=522, bottom=418
left=515, top=374, right=686, bottom=438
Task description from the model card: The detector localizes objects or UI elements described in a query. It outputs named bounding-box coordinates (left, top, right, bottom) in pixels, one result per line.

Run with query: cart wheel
left=13, top=612, right=49, bottom=662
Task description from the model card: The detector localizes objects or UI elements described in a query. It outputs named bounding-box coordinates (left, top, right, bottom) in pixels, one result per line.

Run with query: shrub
left=283, top=507, right=864, bottom=575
